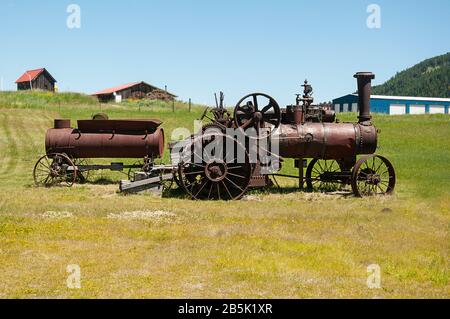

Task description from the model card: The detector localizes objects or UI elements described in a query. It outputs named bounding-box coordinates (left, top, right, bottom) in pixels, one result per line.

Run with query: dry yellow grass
left=0, top=188, right=448, bottom=298
left=0, top=96, right=448, bottom=298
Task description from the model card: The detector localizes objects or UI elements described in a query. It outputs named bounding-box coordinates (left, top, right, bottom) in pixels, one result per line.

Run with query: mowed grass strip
left=0, top=108, right=56, bottom=185
left=0, top=91, right=448, bottom=298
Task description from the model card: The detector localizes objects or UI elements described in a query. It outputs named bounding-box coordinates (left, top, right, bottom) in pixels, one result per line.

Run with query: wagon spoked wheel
left=177, top=133, right=252, bottom=200
left=33, top=153, right=77, bottom=187
left=234, top=93, right=281, bottom=138
left=351, top=154, right=396, bottom=197
left=306, top=159, right=345, bottom=192
left=72, top=158, right=90, bottom=183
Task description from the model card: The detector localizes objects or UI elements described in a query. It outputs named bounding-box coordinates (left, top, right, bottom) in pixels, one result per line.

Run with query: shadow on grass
left=82, top=177, right=118, bottom=185
left=247, top=185, right=354, bottom=198
left=26, top=179, right=355, bottom=199
left=160, top=185, right=354, bottom=200
left=162, top=187, right=190, bottom=199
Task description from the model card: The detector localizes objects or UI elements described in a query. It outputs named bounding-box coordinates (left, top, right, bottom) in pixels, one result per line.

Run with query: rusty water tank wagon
left=45, top=119, right=165, bottom=158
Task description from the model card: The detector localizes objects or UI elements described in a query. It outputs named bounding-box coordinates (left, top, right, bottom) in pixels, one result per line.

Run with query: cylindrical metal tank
left=45, top=119, right=165, bottom=158
left=276, top=122, right=377, bottom=159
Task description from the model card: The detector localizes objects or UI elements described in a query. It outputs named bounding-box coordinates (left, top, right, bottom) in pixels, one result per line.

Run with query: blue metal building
left=332, top=94, right=450, bottom=115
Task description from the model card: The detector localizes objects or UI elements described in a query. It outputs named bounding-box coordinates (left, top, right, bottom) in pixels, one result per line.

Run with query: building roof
left=16, top=68, right=44, bottom=83
left=15, top=68, right=56, bottom=83
left=92, top=81, right=177, bottom=97
left=337, top=94, right=450, bottom=103
left=369, top=94, right=450, bottom=102
left=92, top=82, right=140, bottom=95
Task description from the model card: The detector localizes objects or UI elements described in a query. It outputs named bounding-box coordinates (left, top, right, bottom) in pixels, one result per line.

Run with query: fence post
left=172, top=99, right=175, bottom=112
left=189, top=98, right=191, bottom=112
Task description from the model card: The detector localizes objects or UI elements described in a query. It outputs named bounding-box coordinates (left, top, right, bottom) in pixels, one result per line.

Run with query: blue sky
left=0, top=0, right=449, bottom=106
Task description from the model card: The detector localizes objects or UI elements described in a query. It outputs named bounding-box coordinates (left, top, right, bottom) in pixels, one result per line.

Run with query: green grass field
left=0, top=91, right=448, bottom=298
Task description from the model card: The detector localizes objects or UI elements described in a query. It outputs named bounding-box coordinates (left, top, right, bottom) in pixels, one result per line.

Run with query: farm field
left=0, top=91, right=448, bottom=298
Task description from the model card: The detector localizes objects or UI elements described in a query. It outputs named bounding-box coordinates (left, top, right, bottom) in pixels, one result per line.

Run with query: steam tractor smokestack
left=354, top=72, right=375, bottom=124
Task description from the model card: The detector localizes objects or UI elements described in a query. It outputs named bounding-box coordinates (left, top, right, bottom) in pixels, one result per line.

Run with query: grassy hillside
left=0, top=90, right=98, bottom=108
left=372, top=52, right=450, bottom=97
left=0, top=91, right=448, bottom=298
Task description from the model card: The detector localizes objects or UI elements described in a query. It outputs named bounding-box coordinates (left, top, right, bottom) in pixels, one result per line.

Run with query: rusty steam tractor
left=34, top=72, right=396, bottom=200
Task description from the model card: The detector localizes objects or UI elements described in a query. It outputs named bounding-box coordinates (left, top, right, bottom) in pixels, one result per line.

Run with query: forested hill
left=371, top=52, right=450, bottom=98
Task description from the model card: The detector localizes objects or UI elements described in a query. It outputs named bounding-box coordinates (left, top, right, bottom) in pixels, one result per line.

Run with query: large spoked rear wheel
left=178, top=134, right=252, bottom=200
left=351, top=154, right=395, bottom=197
left=33, top=153, right=77, bottom=187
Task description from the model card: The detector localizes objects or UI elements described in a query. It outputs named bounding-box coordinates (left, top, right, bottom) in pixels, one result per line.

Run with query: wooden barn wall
left=17, top=72, right=55, bottom=91
left=17, top=82, right=31, bottom=90
left=117, top=83, right=175, bottom=101
left=97, top=94, right=114, bottom=103
left=119, top=83, right=152, bottom=99
left=95, top=83, right=176, bottom=102
left=34, top=73, right=55, bottom=91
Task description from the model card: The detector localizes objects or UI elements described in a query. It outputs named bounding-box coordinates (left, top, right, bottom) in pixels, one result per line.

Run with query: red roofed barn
left=16, top=68, right=57, bottom=91
left=92, top=81, right=177, bottom=103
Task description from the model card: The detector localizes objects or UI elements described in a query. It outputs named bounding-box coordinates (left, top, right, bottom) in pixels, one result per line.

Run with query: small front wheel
left=351, top=154, right=395, bottom=197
